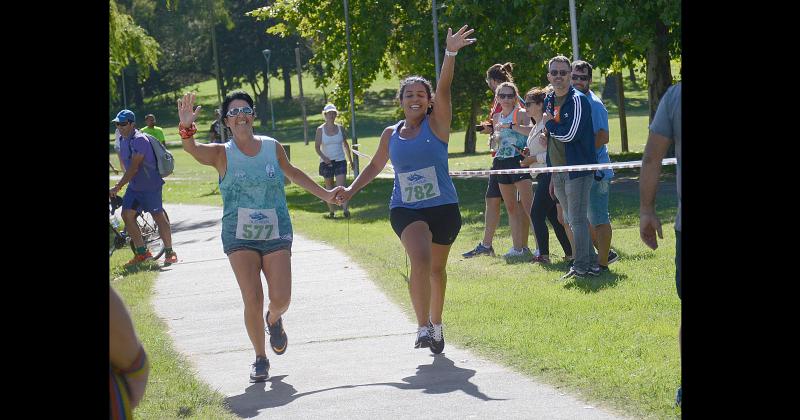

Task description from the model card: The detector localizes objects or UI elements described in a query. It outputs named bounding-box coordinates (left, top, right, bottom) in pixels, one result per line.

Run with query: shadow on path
left=224, top=355, right=504, bottom=417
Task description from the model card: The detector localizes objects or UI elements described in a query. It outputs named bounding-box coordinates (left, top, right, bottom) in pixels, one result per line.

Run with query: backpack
left=140, top=133, right=174, bottom=178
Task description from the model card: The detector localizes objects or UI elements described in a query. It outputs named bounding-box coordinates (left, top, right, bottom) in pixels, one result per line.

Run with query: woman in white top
left=520, top=86, right=572, bottom=264
left=314, top=104, right=354, bottom=218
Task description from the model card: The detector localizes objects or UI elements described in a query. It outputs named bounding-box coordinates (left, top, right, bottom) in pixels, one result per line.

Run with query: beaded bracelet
left=179, top=123, right=198, bottom=139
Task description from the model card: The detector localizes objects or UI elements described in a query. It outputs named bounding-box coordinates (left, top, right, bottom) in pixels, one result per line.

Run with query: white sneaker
left=503, top=247, right=526, bottom=258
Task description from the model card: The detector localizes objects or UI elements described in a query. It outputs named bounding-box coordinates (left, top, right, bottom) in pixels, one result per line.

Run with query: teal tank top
left=493, top=108, right=528, bottom=159
left=219, top=136, right=293, bottom=243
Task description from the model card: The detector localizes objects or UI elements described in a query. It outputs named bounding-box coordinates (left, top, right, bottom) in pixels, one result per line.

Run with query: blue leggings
left=530, top=173, right=572, bottom=257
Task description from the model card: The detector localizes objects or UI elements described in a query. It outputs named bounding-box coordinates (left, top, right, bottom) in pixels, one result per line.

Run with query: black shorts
left=492, top=155, right=533, bottom=184
left=319, top=160, right=347, bottom=178
left=389, top=203, right=462, bottom=245
left=676, top=230, right=681, bottom=300
left=486, top=175, right=501, bottom=198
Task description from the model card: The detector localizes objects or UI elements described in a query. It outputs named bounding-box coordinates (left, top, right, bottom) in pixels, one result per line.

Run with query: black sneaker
left=675, top=386, right=682, bottom=408
left=561, top=266, right=587, bottom=279
left=343, top=210, right=351, bottom=218
left=249, top=356, right=270, bottom=383
left=414, top=326, right=432, bottom=349
left=585, top=266, right=601, bottom=276
left=429, top=322, right=445, bottom=354
left=599, top=265, right=610, bottom=272
left=265, top=311, right=288, bottom=355
left=462, top=242, right=495, bottom=258
left=607, top=249, right=620, bottom=265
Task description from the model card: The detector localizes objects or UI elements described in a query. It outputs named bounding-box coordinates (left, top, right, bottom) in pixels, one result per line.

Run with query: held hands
left=324, top=186, right=345, bottom=204
left=639, top=213, right=663, bottom=250
left=177, top=92, right=202, bottom=128
left=445, top=25, right=477, bottom=53
left=334, top=186, right=354, bottom=206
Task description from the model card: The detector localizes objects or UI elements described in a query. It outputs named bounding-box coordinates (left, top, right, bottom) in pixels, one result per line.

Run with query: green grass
left=110, top=67, right=680, bottom=419
left=110, top=253, right=238, bottom=419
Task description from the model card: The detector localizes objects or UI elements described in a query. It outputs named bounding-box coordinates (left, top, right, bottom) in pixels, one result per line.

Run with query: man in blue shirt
left=109, top=109, right=178, bottom=266
left=570, top=61, right=619, bottom=270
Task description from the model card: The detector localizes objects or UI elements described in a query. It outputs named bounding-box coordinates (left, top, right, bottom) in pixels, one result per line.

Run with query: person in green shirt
left=141, top=113, right=166, bottom=146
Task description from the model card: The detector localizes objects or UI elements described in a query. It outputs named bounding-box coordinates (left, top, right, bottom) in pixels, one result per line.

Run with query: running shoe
left=414, top=326, right=432, bottom=349
left=675, top=386, right=682, bottom=408
left=265, top=311, right=288, bottom=355
left=343, top=210, right=351, bottom=218
left=249, top=356, right=270, bottom=383
left=530, top=255, right=551, bottom=264
left=561, top=266, right=587, bottom=279
left=607, top=249, right=620, bottom=265
left=163, top=250, right=178, bottom=265
left=125, top=251, right=153, bottom=267
left=429, top=322, right=445, bottom=354
left=503, top=247, right=526, bottom=259
left=462, top=243, right=495, bottom=258
left=324, top=212, right=335, bottom=219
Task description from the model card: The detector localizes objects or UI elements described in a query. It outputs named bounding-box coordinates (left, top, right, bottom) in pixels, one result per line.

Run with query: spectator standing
left=542, top=56, right=599, bottom=278
left=140, top=113, right=167, bottom=147
left=570, top=61, right=619, bottom=270
left=315, top=103, right=355, bottom=218
left=520, top=86, right=572, bottom=264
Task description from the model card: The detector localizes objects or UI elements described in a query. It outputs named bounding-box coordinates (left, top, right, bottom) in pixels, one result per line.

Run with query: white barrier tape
left=351, top=149, right=675, bottom=178
left=448, top=158, right=677, bottom=177
left=352, top=149, right=395, bottom=172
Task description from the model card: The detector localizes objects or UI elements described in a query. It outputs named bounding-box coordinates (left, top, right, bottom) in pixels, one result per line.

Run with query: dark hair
left=144, top=113, right=155, bottom=120
left=486, top=63, right=514, bottom=83
left=571, top=60, right=592, bottom=79
left=396, top=76, right=433, bottom=102
left=221, top=90, right=254, bottom=119
left=548, top=55, right=571, bottom=70
left=524, top=87, right=548, bottom=106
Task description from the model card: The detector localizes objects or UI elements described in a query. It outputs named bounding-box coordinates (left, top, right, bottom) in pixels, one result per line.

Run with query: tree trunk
left=464, top=98, right=479, bottom=154
left=282, top=66, right=293, bottom=101
left=131, top=67, right=144, bottom=110
left=602, top=74, right=618, bottom=104
left=647, top=18, right=673, bottom=123
left=615, top=72, right=629, bottom=153
left=628, top=67, right=638, bottom=89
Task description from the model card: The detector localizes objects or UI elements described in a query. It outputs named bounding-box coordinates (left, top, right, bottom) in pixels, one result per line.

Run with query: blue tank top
left=388, top=117, right=459, bottom=209
left=493, top=108, right=528, bottom=159
left=219, top=136, right=293, bottom=243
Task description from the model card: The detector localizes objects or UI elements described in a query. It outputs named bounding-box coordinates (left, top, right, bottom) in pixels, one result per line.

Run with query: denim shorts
left=319, top=160, right=347, bottom=178
left=122, top=188, right=164, bottom=214
left=588, top=178, right=610, bottom=225
left=222, top=232, right=292, bottom=257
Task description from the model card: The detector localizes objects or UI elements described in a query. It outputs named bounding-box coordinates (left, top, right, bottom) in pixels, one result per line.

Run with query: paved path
left=153, top=204, right=630, bottom=419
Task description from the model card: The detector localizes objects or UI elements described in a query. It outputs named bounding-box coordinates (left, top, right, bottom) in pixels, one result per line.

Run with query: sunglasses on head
left=115, top=121, right=131, bottom=127
left=571, top=74, right=589, bottom=81
left=549, top=69, right=570, bottom=77
left=497, top=93, right=515, bottom=99
left=226, top=106, right=254, bottom=117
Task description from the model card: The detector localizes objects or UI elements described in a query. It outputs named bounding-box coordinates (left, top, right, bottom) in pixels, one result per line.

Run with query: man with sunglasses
left=570, top=60, right=619, bottom=271
left=542, top=56, right=599, bottom=278
left=109, top=109, right=178, bottom=266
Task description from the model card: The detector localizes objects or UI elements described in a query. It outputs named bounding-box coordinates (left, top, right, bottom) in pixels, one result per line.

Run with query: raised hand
left=177, top=92, right=202, bottom=128
left=445, top=25, right=476, bottom=53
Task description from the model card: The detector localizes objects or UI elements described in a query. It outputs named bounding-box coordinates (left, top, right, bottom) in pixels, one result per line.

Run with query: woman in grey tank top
left=177, top=90, right=342, bottom=382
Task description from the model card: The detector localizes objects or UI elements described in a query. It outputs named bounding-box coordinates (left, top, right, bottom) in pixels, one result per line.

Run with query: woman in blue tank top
left=336, top=25, right=476, bottom=354
left=177, top=90, right=341, bottom=383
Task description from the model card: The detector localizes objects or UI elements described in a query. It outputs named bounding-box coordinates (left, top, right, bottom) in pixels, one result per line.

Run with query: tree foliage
left=109, top=0, right=160, bottom=101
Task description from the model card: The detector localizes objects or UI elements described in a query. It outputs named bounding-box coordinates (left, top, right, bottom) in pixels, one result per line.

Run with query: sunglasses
left=549, top=69, right=570, bottom=77
left=523, top=100, right=542, bottom=107
left=115, top=121, right=131, bottom=127
left=226, top=106, right=254, bottom=117
left=497, top=93, right=516, bottom=99
left=571, top=74, right=589, bottom=81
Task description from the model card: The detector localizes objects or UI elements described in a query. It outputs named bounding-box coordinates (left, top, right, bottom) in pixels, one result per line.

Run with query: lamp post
left=262, top=49, right=276, bottom=130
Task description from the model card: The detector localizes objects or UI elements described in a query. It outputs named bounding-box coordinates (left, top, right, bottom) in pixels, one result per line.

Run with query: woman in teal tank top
left=177, top=90, right=341, bottom=382
left=335, top=25, right=476, bottom=355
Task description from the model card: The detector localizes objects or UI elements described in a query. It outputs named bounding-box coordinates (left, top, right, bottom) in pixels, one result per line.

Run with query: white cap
left=322, top=103, right=338, bottom=113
